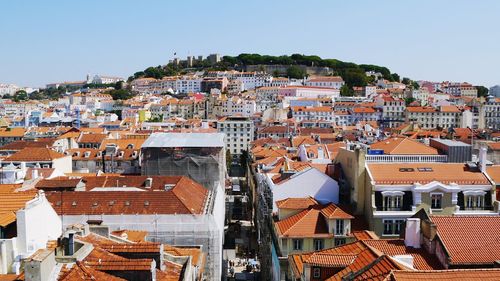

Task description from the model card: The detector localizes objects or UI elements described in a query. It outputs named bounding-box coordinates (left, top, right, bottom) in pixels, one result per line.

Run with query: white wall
left=16, top=192, right=62, bottom=257
left=269, top=168, right=339, bottom=212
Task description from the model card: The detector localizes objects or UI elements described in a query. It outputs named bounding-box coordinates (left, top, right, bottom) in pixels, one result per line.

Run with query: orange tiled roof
left=111, top=230, right=148, bottom=242
left=387, top=269, right=500, bottom=281
left=0, top=191, right=37, bottom=214
left=46, top=182, right=208, bottom=215
left=367, top=163, right=491, bottom=185
left=163, top=245, right=205, bottom=267
left=276, top=197, right=318, bottom=210
left=58, top=262, right=126, bottom=281
left=370, top=137, right=438, bottom=155
left=333, top=255, right=407, bottom=281
left=78, top=133, right=107, bottom=144
left=486, top=165, right=500, bottom=184
left=430, top=215, right=500, bottom=265
left=487, top=142, right=500, bottom=151
left=363, top=239, right=443, bottom=270
left=0, top=128, right=25, bottom=137
left=275, top=203, right=353, bottom=238
left=0, top=212, right=16, bottom=227
left=4, top=147, right=66, bottom=162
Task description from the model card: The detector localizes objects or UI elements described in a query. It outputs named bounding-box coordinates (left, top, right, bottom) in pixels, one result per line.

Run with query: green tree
left=240, top=150, right=249, bottom=169
left=13, top=90, right=28, bottom=102
left=402, top=77, right=411, bottom=85
left=226, top=149, right=233, bottom=170
left=286, top=65, right=306, bottom=79
left=391, top=73, right=400, bottom=82
left=106, top=89, right=134, bottom=100
left=476, top=86, right=489, bottom=97
left=404, top=97, right=416, bottom=106
left=340, top=85, right=354, bottom=96
left=412, top=81, right=420, bottom=90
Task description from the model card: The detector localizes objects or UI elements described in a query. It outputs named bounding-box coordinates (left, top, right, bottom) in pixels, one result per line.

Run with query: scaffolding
left=141, top=133, right=226, bottom=191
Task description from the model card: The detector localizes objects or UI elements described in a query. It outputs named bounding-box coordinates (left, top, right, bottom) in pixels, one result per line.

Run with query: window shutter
left=403, top=191, right=413, bottom=211
left=375, top=192, right=383, bottom=211
left=485, top=191, right=492, bottom=208
left=457, top=192, right=464, bottom=209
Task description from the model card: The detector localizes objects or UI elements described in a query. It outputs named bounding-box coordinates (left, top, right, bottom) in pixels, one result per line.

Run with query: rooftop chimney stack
left=404, top=218, right=421, bottom=248
left=479, top=146, right=487, bottom=172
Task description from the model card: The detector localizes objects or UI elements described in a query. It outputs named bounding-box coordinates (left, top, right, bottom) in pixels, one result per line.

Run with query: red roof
left=430, top=215, right=500, bottom=265
left=388, top=269, right=500, bottom=281
left=46, top=176, right=208, bottom=215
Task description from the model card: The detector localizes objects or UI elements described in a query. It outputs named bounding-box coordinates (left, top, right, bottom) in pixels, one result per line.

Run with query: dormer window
left=84, top=151, right=91, bottom=158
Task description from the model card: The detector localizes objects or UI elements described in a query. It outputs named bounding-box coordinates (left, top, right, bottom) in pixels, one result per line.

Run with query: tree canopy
left=476, top=86, right=489, bottom=97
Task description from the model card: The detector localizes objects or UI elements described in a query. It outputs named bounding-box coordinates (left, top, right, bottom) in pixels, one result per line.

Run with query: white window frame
left=335, top=219, right=345, bottom=236
left=430, top=193, right=443, bottom=210
left=292, top=239, right=303, bottom=251
left=314, top=239, right=324, bottom=251
left=383, top=219, right=405, bottom=236
left=313, top=268, right=321, bottom=278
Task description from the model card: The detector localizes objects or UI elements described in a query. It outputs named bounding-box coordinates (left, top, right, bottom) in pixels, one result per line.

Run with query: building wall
left=16, top=193, right=62, bottom=258
left=53, top=156, right=73, bottom=174
left=419, top=192, right=456, bottom=215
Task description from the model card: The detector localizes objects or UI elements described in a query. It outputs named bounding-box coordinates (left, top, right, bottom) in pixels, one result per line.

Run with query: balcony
left=365, top=154, right=448, bottom=163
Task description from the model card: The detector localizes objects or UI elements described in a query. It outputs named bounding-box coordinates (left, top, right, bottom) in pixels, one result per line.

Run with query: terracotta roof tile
left=58, top=262, right=126, bottom=281
left=111, top=230, right=148, bottom=242
left=275, top=203, right=352, bottom=238
left=363, top=239, right=443, bottom=270
left=367, top=163, right=491, bottom=185
left=430, top=215, right=500, bottom=265
left=276, top=197, right=318, bottom=210
left=4, top=147, right=66, bottom=162
left=370, top=138, right=438, bottom=155
left=388, top=269, right=500, bottom=281
left=46, top=178, right=208, bottom=215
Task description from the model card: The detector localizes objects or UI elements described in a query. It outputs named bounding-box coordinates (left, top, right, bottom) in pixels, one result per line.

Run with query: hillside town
left=0, top=53, right=500, bottom=281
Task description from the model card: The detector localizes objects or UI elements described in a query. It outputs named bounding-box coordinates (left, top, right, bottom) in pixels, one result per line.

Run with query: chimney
left=67, top=232, right=75, bottom=256
left=145, top=178, right=153, bottom=188
left=31, top=169, right=39, bottom=180
left=479, top=146, right=487, bottom=172
left=404, top=218, right=421, bottom=248
left=317, top=146, right=325, bottom=159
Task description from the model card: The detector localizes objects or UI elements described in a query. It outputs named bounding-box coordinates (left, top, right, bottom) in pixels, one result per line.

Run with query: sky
left=0, top=0, right=499, bottom=88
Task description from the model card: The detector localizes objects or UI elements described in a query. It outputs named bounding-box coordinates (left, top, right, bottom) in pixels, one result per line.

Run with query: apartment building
left=290, top=106, right=334, bottom=123
left=365, top=160, right=496, bottom=237
left=274, top=199, right=354, bottom=257
left=481, top=96, right=500, bottom=130
left=217, top=116, right=254, bottom=155
left=374, top=95, right=406, bottom=128
left=304, top=76, right=344, bottom=89
left=406, top=105, right=469, bottom=129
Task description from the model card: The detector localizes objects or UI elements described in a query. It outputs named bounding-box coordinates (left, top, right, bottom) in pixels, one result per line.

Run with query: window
left=314, top=239, right=324, bottom=251
left=383, top=219, right=404, bottom=235
left=292, top=239, right=303, bottom=251
left=465, top=195, right=484, bottom=210
left=431, top=193, right=442, bottom=209
left=335, top=238, right=346, bottom=246
left=383, top=195, right=402, bottom=211
left=335, top=220, right=345, bottom=235
left=313, top=268, right=321, bottom=278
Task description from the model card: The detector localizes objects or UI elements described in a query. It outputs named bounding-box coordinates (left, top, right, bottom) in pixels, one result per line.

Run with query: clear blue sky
left=1, top=0, right=499, bottom=88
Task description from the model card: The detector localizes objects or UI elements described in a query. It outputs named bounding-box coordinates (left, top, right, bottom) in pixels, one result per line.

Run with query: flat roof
left=431, top=138, right=471, bottom=147
left=142, top=132, right=225, bottom=148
